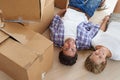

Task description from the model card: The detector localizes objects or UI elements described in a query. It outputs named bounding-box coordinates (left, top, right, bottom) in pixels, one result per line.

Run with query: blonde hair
left=84, top=54, right=107, bottom=74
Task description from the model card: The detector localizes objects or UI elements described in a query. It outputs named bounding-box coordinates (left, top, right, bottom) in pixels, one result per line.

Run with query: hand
left=57, top=9, right=66, bottom=17
left=102, top=15, right=110, bottom=22
left=100, top=15, right=110, bottom=31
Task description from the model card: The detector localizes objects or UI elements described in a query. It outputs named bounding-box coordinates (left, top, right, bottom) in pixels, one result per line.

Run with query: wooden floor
left=0, top=0, right=120, bottom=80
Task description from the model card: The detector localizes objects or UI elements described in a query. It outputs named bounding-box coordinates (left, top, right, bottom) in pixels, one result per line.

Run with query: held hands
left=100, top=15, right=110, bottom=31
left=102, top=15, right=110, bottom=23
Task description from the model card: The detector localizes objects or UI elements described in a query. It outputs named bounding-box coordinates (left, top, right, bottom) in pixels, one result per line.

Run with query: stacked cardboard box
left=0, top=0, right=54, bottom=33
left=0, top=22, right=53, bottom=80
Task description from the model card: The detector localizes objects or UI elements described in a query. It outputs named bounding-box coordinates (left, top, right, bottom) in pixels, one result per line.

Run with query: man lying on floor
left=85, top=13, right=120, bottom=74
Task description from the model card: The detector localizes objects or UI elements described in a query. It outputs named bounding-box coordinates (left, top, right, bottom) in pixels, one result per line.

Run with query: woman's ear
left=102, top=57, right=107, bottom=64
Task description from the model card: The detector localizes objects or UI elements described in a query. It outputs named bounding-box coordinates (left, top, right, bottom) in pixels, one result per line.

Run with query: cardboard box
left=0, top=22, right=54, bottom=80
left=55, top=0, right=69, bottom=9
left=0, top=0, right=54, bottom=33
left=25, top=0, right=54, bottom=33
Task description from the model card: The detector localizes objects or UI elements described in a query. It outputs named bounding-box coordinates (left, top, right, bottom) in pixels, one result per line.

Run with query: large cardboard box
left=0, top=22, right=53, bottom=80
left=55, top=0, right=69, bottom=9
left=0, top=0, right=54, bottom=33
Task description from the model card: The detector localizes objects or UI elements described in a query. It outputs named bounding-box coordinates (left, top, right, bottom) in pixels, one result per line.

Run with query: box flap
left=0, top=22, right=53, bottom=62
left=0, top=23, right=36, bottom=44
left=0, top=38, right=37, bottom=68
left=0, top=22, right=53, bottom=54
left=0, top=30, right=9, bottom=44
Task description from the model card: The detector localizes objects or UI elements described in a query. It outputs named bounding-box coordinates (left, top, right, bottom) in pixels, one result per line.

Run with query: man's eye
left=64, top=48, right=69, bottom=51
left=71, top=49, right=75, bottom=52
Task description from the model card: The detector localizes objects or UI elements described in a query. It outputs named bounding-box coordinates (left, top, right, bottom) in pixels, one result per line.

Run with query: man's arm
left=100, top=15, right=110, bottom=31
left=57, top=9, right=66, bottom=17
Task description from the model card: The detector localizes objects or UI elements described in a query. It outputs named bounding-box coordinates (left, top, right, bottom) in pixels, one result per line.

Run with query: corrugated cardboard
left=0, top=0, right=54, bottom=33
left=0, top=22, right=53, bottom=80
left=55, top=0, right=69, bottom=9
left=0, top=30, right=9, bottom=43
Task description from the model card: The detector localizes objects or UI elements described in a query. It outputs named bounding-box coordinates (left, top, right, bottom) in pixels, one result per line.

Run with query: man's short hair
left=59, top=51, right=78, bottom=66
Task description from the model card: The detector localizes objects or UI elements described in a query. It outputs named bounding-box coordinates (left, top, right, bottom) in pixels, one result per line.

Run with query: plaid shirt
left=49, top=15, right=100, bottom=50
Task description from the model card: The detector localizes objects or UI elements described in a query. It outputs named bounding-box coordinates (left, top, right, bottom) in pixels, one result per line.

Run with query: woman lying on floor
left=85, top=13, right=120, bottom=74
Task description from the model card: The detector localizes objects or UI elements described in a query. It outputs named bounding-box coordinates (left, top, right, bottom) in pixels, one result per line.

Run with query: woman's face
left=90, top=47, right=107, bottom=64
left=62, top=38, right=77, bottom=57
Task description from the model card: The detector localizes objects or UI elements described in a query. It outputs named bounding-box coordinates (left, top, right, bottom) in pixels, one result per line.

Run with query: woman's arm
left=100, top=15, right=110, bottom=31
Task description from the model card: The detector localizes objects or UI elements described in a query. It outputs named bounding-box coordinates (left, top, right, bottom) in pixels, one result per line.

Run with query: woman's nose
left=95, top=50, right=99, bottom=55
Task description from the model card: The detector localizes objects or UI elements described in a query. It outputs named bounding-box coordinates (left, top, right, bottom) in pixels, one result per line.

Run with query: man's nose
left=68, top=42, right=72, bottom=47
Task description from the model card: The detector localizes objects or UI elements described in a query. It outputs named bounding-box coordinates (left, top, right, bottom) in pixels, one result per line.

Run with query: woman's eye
left=99, top=56, right=102, bottom=59
left=94, top=52, right=98, bottom=55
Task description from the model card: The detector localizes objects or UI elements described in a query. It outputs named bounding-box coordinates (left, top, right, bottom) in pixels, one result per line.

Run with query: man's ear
left=57, top=9, right=66, bottom=17
left=62, top=46, right=66, bottom=52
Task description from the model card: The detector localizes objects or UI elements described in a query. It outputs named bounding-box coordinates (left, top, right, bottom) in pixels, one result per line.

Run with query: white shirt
left=92, top=21, right=120, bottom=60
left=62, top=8, right=88, bottom=41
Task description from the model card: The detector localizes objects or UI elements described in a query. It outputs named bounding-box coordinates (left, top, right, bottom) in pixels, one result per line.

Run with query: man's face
left=62, top=38, right=77, bottom=57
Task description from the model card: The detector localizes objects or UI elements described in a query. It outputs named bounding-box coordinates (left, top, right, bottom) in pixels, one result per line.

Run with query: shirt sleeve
left=49, top=15, right=64, bottom=47
left=87, top=22, right=100, bottom=39
left=49, top=15, right=62, bottom=41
